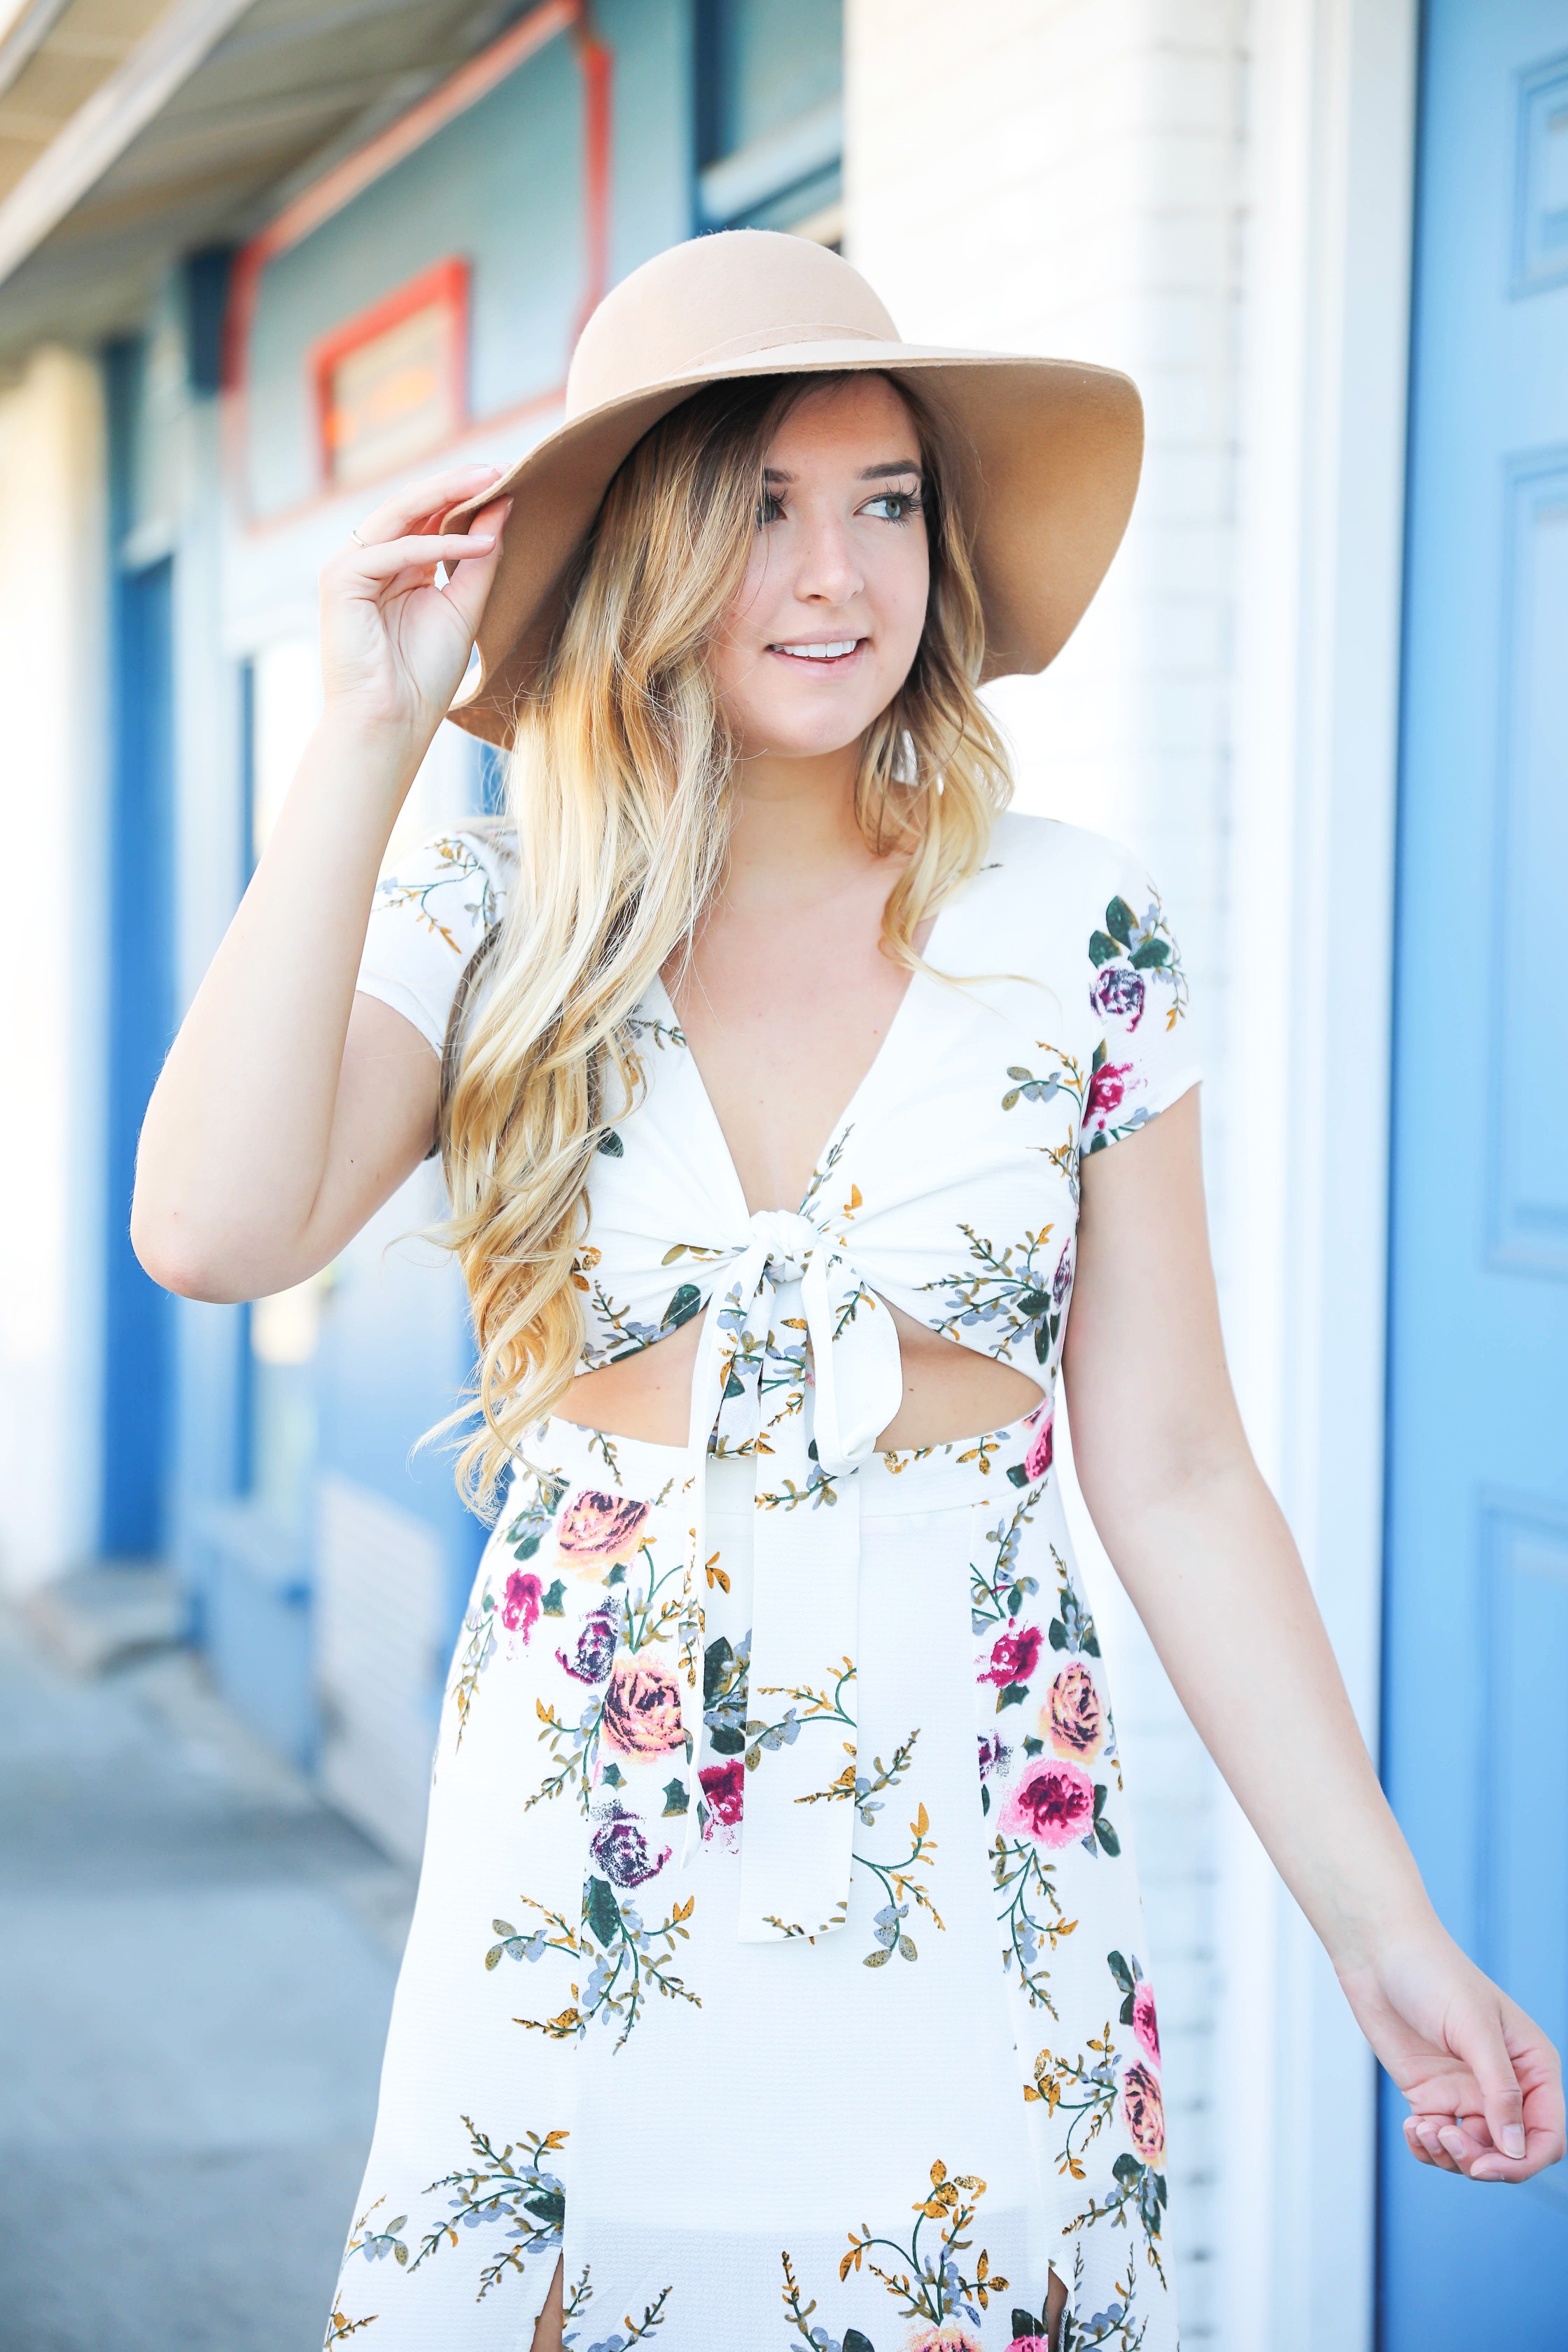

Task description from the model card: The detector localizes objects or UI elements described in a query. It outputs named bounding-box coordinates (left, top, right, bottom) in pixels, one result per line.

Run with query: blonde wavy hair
left=440, top=370, right=1014, bottom=1511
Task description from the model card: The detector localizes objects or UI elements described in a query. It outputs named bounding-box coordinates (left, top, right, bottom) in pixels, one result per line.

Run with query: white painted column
left=1222, top=2, right=1418, bottom=2344
left=0, top=346, right=109, bottom=1590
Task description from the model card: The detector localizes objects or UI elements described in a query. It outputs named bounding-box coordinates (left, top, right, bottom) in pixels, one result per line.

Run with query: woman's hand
left=318, top=463, right=511, bottom=749
left=1336, top=1923, right=1566, bottom=2183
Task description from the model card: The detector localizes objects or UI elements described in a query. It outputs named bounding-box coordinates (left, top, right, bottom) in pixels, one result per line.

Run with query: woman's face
left=710, top=374, right=931, bottom=764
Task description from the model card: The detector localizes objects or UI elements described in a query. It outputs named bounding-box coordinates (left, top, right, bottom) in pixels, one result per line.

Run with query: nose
left=749, top=1209, right=817, bottom=1287
left=792, top=509, right=862, bottom=607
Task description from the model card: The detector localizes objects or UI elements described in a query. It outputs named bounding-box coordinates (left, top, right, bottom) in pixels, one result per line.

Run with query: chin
left=734, top=700, right=889, bottom=763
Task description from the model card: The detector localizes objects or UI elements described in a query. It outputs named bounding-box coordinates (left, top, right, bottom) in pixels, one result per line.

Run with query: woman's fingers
left=433, top=496, right=510, bottom=634
left=1453, top=1996, right=1530, bottom=2165
left=332, top=529, right=499, bottom=587
left=352, top=464, right=503, bottom=549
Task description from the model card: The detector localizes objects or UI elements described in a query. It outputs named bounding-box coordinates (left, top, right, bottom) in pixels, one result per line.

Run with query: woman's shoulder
left=962, top=808, right=1162, bottom=944
left=372, top=818, right=516, bottom=944
left=357, top=818, right=517, bottom=1053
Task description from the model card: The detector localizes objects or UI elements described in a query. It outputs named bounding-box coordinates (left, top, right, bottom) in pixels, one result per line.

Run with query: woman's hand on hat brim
left=318, top=464, right=511, bottom=755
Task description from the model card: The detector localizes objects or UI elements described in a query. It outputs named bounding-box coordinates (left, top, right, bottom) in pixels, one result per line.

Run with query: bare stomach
left=561, top=1298, right=1044, bottom=1452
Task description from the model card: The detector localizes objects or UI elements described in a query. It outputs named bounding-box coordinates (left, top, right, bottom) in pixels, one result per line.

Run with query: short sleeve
left=1080, top=859, right=1200, bottom=1155
left=356, top=830, right=510, bottom=1053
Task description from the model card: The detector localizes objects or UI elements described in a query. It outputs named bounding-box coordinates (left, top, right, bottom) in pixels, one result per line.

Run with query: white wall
left=846, top=2, right=1417, bottom=2344
left=0, top=345, right=108, bottom=1590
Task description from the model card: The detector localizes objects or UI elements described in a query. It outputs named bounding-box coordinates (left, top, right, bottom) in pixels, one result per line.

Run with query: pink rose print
left=984, top=1625, right=1042, bottom=1687
left=1046, top=1659, right=1103, bottom=1760
left=1023, top=1408, right=1054, bottom=1483
left=555, top=1490, right=650, bottom=1575
left=1133, top=1979, right=1161, bottom=2067
left=1121, top=2058, right=1166, bottom=2164
left=601, top=1658, right=685, bottom=1757
left=699, top=1758, right=745, bottom=1850
left=500, top=1569, right=541, bottom=1640
left=998, top=1758, right=1096, bottom=1848
left=905, top=2331, right=983, bottom=2352
left=1052, top=1240, right=1074, bottom=1305
left=1008, top=2340, right=1051, bottom=2352
left=1085, top=1059, right=1131, bottom=1121
left=976, top=1730, right=1011, bottom=1782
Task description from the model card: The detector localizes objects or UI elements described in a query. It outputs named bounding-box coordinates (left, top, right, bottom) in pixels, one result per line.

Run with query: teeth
left=773, top=639, right=859, bottom=660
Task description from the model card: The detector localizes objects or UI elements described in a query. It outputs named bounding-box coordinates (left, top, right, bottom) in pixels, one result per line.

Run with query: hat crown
left=565, top=230, right=902, bottom=418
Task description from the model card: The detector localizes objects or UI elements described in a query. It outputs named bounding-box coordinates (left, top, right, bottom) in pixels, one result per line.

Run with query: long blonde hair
left=441, top=370, right=1013, bottom=1510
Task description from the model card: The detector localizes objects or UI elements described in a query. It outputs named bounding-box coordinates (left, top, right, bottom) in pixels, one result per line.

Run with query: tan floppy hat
left=445, top=230, right=1142, bottom=748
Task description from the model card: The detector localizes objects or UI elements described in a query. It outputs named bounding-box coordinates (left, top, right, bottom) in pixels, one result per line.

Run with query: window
left=695, top=0, right=844, bottom=244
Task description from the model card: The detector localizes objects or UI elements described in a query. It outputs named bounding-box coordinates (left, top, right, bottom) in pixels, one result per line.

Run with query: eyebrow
left=762, top=458, right=924, bottom=484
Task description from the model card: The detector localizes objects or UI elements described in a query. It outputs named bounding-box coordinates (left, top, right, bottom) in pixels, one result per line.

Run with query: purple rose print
left=587, top=1804, right=670, bottom=1889
left=1052, top=1240, right=1074, bottom=1306
left=976, top=1731, right=1011, bottom=1782
left=556, top=1603, right=619, bottom=1684
left=1092, top=965, right=1146, bottom=1029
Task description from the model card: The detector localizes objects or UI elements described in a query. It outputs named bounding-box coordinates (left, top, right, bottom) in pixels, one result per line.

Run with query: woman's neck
left=723, top=743, right=882, bottom=915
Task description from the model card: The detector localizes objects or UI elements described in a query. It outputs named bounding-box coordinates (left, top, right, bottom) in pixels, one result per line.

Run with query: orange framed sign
left=312, top=257, right=470, bottom=491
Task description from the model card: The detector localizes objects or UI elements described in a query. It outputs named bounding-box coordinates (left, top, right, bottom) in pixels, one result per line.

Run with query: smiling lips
left=768, top=636, right=865, bottom=664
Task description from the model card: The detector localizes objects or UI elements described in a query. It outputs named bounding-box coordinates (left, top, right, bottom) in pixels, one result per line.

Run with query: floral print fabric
left=342, top=811, right=1196, bottom=2346
left=328, top=1417, right=1177, bottom=2349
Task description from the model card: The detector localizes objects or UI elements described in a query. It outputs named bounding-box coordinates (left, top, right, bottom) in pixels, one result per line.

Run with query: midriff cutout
left=561, top=1295, right=1044, bottom=1453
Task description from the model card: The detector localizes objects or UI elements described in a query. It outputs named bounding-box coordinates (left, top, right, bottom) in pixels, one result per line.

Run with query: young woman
left=134, top=233, right=1562, bottom=2352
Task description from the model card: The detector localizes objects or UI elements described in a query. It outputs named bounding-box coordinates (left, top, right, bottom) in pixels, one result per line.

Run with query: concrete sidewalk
left=0, top=1611, right=415, bottom=2352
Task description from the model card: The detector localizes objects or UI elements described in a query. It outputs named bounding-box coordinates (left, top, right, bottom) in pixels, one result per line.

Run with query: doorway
left=1382, top=0, right=1568, bottom=2334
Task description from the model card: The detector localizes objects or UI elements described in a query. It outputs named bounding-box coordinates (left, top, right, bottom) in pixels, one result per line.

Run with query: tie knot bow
left=748, top=1209, right=818, bottom=1287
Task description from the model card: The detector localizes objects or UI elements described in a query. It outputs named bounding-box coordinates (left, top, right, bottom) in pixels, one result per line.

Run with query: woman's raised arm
left=132, top=467, right=508, bottom=1304
left=1063, top=1088, right=1566, bottom=2186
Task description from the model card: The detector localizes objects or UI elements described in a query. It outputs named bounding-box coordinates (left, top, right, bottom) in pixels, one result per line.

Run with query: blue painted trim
left=100, top=340, right=176, bottom=1558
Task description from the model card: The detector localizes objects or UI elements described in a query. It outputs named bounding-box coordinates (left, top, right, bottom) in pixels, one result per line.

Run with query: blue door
left=1382, top=1, right=1568, bottom=2334
left=101, top=548, right=176, bottom=1558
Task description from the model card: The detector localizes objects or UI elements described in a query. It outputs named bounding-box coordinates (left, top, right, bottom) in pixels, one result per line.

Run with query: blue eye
left=757, top=492, right=784, bottom=526
left=864, top=489, right=922, bottom=523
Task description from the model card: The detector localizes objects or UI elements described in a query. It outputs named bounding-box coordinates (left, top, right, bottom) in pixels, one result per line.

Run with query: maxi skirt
left=326, top=1413, right=1179, bottom=2351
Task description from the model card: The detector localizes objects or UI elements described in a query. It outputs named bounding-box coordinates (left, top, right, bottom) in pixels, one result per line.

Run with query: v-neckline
left=645, top=894, right=955, bottom=1222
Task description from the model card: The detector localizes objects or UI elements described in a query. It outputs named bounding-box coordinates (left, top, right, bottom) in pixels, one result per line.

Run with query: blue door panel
left=102, top=552, right=176, bottom=1559
left=1383, top=0, right=1568, bottom=2335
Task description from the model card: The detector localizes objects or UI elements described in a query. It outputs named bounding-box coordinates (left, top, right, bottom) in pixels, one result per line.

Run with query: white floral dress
left=332, top=811, right=1198, bottom=2352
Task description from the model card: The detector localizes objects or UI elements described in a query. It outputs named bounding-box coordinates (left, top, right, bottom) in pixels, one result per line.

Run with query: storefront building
left=0, top=0, right=1562, bottom=2341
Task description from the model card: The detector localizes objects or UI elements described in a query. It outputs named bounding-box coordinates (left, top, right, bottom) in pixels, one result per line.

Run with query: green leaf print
left=1088, top=929, right=1119, bottom=966
left=663, top=1282, right=703, bottom=1329
left=661, top=1776, right=689, bottom=1816
left=596, top=1129, right=624, bottom=1156
left=410, top=2118, right=568, bottom=2300
left=1104, top=895, right=1137, bottom=947
left=584, top=1875, right=620, bottom=1952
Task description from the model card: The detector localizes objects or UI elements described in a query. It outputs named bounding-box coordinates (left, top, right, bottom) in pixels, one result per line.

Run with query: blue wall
left=247, top=0, right=695, bottom=514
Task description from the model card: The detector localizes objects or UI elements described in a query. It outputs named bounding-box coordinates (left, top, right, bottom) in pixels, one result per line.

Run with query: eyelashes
left=754, top=485, right=925, bottom=528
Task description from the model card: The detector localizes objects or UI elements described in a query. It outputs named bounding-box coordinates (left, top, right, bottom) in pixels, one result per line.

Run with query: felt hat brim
left=443, top=307, right=1142, bottom=749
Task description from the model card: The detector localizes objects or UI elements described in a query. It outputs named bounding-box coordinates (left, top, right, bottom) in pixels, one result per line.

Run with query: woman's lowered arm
left=1063, top=1088, right=1564, bottom=2185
